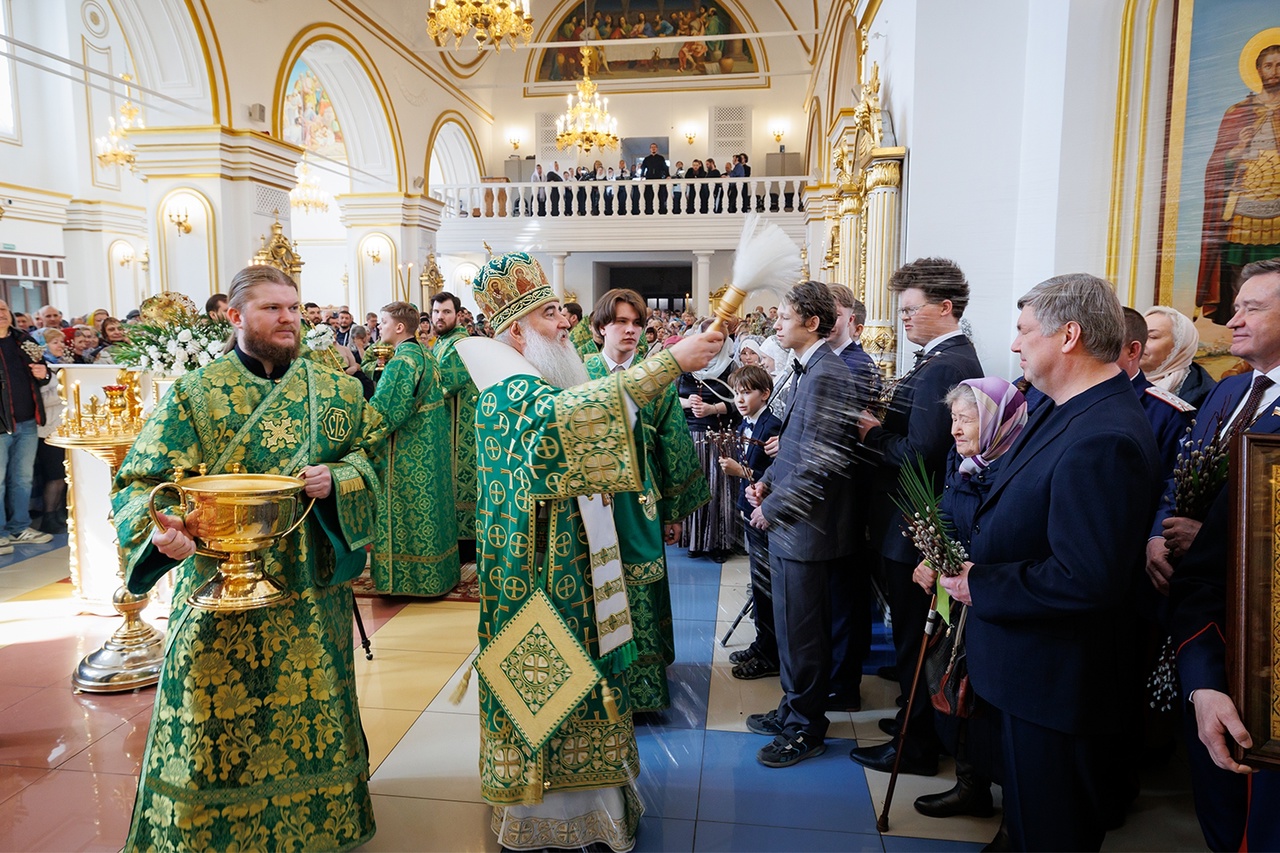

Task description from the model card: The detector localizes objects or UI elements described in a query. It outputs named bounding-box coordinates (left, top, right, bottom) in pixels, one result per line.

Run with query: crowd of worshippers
left=95, top=251, right=1279, bottom=853
left=527, top=147, right=770, bottom=216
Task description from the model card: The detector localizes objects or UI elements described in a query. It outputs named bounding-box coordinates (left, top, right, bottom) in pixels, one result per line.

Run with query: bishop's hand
left=668, top=331, right=726, bottom=373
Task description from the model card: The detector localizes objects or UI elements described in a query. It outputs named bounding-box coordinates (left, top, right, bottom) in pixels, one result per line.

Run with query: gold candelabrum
left=47, top=369, right=165, bottom=693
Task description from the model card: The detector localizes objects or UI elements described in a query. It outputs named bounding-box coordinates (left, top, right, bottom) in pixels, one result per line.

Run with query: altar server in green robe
left=586, top=288, right=709, bottom=711
left=363, top=301, right=460, bottom=596
left=565, top=300, right=600, bottom=359
left=429, top=291, right=479, bottom=561
left=112, top=265, right=378, bottom=852
left=459, top=252, right=724, bottom=852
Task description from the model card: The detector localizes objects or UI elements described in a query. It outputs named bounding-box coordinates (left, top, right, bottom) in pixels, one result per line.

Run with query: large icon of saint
left=1197, top=29, right=1280, bottom=324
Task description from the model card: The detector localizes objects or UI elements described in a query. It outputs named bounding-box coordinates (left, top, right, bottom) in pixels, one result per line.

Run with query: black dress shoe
left=878, top=717, right=900, bottom=737
left=914, top=778, right=995, bottom=818
left=876, top=664, right=899, bottom=681
left=825, top=692, right=862, bottom=712
left=848, top=741, right=938, bottom=776
left=981, top=822, right=1011, bottom=852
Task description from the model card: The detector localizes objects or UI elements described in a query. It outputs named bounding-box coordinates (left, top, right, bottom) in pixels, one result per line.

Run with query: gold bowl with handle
left=148, top=473, right=314, bottom=611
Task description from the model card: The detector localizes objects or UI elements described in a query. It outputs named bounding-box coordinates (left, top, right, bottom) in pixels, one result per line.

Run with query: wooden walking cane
left=876, top=594, right=942, bottom=832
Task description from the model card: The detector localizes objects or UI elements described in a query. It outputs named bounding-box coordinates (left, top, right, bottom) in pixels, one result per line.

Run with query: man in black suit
left=851, top=258, right=983, bottom=777
left=640, top=142, right=669, bottom=214
left=1150, top=257, right=1280, bottom=851
left=941, top=273, right=1162, bottom=851
left=743, top=281, right=860, bottom=767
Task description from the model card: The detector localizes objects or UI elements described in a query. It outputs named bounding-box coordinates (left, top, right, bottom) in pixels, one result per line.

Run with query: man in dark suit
left=640, top=142, right=669, bottom=214
left=941, top=273, right=1162, bottom=851
left=1150, top=257, right=1280, bottom=851
left=743, top=281, right=860, bottom=767
left=851, top=258, right=983, bottom=777
left=1117, top=307, right=1195, bottom=473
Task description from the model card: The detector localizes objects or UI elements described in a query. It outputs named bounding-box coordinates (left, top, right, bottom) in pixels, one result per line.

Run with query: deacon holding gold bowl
left=111, top=265, right=379, bottom=851
left=458, top=252, right=724, bottom=852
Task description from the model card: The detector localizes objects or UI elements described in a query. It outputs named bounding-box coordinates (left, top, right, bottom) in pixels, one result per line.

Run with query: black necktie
left=1227, top=374, right=1275, bottom=440
left=792, top=361, right=806, bottom=376
left=913, top=349, right=927, bottom=363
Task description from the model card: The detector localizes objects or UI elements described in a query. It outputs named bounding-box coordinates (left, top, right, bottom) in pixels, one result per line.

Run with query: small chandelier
left=95, top=73, right=144, bottom=170
left=289, top=154, right=330, bottom=214
left=556, top=48, right=619, bottom=153
left=426, top=0, right=533, bottom=51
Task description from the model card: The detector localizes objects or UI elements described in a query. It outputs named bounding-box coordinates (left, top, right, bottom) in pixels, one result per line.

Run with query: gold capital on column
left=866, top=161, right=902, bottom=192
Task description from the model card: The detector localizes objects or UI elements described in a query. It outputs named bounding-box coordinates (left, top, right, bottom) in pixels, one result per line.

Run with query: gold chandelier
left=556, top=48, right=619, bottom=153
left=95, top=74, right=144, bottom=170
left=426, top=0, right=533, bottom=51
left=289, top=153, right=330, bottom=214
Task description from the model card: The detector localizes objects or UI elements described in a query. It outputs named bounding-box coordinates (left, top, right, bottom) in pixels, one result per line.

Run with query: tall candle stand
left=47, top=370, right=165, bottom=692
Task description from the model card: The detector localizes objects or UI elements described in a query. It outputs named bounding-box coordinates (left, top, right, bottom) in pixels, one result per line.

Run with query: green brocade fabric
left=362, top=340, right=460, bottom=597
left=111, top=354, right=377, bottom=852
left=585, top=354, right=709, bottom=710
left=432, top=327, right=480, bottom=541
left=474, top=350, right=683, bottom=806
left=570, top=319, right=599, bottom=360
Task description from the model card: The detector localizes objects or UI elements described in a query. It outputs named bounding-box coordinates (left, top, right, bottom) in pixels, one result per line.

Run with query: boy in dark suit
left=718, top=365, right=783, bottom=680
left=744, top=281, right=861, bottom=767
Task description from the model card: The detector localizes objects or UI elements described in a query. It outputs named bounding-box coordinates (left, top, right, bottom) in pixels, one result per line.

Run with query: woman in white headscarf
left=1141, top=306, right=1216, bottom=408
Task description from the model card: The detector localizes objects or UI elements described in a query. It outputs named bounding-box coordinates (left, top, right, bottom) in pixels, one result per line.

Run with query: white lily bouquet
left=114, top=293, right=232, bottom=377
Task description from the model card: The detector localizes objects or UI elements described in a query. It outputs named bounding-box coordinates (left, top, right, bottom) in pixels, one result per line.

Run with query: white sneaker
left=12, top=528, right=52, bottom=545
left=0, top=543, right=12, bottom=555
left=0, top=536, right=9, bottom=546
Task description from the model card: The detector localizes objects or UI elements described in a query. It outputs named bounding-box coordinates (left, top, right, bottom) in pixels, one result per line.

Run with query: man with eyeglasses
left=849, top=257, right=983, bottom=781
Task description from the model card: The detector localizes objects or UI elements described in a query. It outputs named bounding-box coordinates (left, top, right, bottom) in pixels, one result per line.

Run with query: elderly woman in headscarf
left=909, top=377, right=1027, bottom=828
left=736, top=335, right=765, bottom=368
left=1141, top=306, right=1215, bottom=408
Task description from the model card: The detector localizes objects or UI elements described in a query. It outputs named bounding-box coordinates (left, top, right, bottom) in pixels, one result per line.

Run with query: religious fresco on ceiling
left=282, top=59, right=347, bottom=162
left=534, top=3, right=756, bottom=83
left=1160, top=1, right=1278, bottom=347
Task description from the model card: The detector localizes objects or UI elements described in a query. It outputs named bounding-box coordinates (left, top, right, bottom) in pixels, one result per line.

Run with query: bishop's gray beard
left=523, top=328, right=589, bottom=388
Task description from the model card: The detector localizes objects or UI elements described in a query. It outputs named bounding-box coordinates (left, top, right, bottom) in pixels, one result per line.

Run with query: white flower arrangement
left=116, top=317, right=232, bottom=376
left=304, top=323, right=336, bottom=351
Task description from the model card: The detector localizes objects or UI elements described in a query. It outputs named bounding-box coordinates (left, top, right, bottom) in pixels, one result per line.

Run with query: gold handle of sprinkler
left=706, top=284, right=748, bottom=334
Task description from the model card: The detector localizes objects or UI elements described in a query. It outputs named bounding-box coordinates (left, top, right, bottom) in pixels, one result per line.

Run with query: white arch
left=289, top=40, right=397, bottom=193
left=429, top=121, right=481, bottom=192
left=108, top=0, right=215, bottom=124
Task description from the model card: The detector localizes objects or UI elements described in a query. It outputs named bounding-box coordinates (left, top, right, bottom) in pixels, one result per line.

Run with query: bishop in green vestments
left=463, top=253, right=725, bottom=852
left=362, top=301, right=460, bottom=596
left=585, top=289, right=709, bottom=711
left=428, top=291, right=479, bottom=555
left=113, top=267, right=377, bottom=852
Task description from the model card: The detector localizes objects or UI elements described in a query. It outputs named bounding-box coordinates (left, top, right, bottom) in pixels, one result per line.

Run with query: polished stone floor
left=0, top=541, right=1206, bottom=851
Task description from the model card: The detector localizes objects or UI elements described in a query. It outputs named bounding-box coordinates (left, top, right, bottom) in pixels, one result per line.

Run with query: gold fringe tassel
left=450, top=666, right=473, bottom=705
left=600, top=678, right=620, bottom=723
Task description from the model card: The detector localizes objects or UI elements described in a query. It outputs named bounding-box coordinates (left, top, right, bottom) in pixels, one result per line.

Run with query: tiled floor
left=0, top=541, right=1204, bottom=851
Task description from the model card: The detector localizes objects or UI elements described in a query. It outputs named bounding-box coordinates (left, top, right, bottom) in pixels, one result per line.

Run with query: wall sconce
left=139, top=246, right=150, bottom=273
left=508, top=134, right=521, bottom=150
left=168, top=210, right=191, bottom=235
left=118, top=248, right=135, bottom=267
left=366, top=246, right=382, bottom=265
left=685, top=128, right=697, bottom=145
left=771, top=126, right=786, bottom=143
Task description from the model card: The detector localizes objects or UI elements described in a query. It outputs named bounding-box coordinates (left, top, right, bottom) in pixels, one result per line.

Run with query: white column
left=549, top=252, right=569, bottom=299
left=861, top=155, right=905, bottom=375
left=693, top=250, right=714, bottom=317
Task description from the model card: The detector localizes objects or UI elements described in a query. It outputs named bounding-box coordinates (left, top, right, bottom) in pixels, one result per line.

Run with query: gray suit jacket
left=760, top=342, right=860, bottom=561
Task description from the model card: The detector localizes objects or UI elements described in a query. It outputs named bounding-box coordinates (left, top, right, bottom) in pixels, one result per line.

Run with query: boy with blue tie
left=718, top=365, right=783, bottom=679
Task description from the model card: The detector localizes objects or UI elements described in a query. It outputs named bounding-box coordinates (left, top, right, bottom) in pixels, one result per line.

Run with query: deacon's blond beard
left=521, top=325, right=589, bottom=388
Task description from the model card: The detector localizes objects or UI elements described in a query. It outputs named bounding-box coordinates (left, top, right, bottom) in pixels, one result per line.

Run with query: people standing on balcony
left=728, top=154, right=744, bottom=213
left=544, top=163, right=563, bottom=216
left=641, top=142, right=670, bottom=214
left=706, top=158, right=723, bottom=212
left=686, top=159, right=705, bottom=212
left=532, top=163, right=547, bottom=216
left=673, top=160, right=685, bottom=215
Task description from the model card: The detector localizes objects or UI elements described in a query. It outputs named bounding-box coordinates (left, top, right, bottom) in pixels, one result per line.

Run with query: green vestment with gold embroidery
left=363, top=340, right=461, bottom=596
left=112, top=354, right=378, bottom=853
left=432, top=327, right=479, bottom=543
left=474, top=350, right=685, bottom=807
left=570, top=319, right=599, bottom=360
left=584, top=353, right=709, bottom=710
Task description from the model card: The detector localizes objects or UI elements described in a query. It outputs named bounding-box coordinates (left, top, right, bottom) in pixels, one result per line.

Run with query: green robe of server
left=585, top=352, right=709, bottom=710
left=364, top=339, right=460, bottom=596
left=432, top=326, right=479, bottom=544
left=475, top=351, right=687, bottom=808
left=570, top=318, right=599, bottom=360
left=112, top=353, right=378, bottom=852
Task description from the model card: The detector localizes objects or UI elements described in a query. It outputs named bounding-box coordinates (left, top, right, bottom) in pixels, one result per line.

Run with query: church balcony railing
left=429, top=175, right=810, bottom=221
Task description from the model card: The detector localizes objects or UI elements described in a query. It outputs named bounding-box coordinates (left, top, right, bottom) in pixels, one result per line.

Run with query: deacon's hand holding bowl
left=152, top=512, right=196, bottom=561
left=668, top=331, right=725, bottom=373
left=301, top=464, right=333, bottom=499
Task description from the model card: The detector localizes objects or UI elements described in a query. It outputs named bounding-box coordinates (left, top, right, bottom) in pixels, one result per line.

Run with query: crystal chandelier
left=94, top=74, right=144, bottom=170
left=555, top=48, right=619, bottom=153
left=289, top=154, right=330, bottom=214
left=426, top=0, right=533, bottom=51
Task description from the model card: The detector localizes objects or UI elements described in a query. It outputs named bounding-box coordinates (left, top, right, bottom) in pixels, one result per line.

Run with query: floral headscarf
left=956, top=377, right=1027, bottom=478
